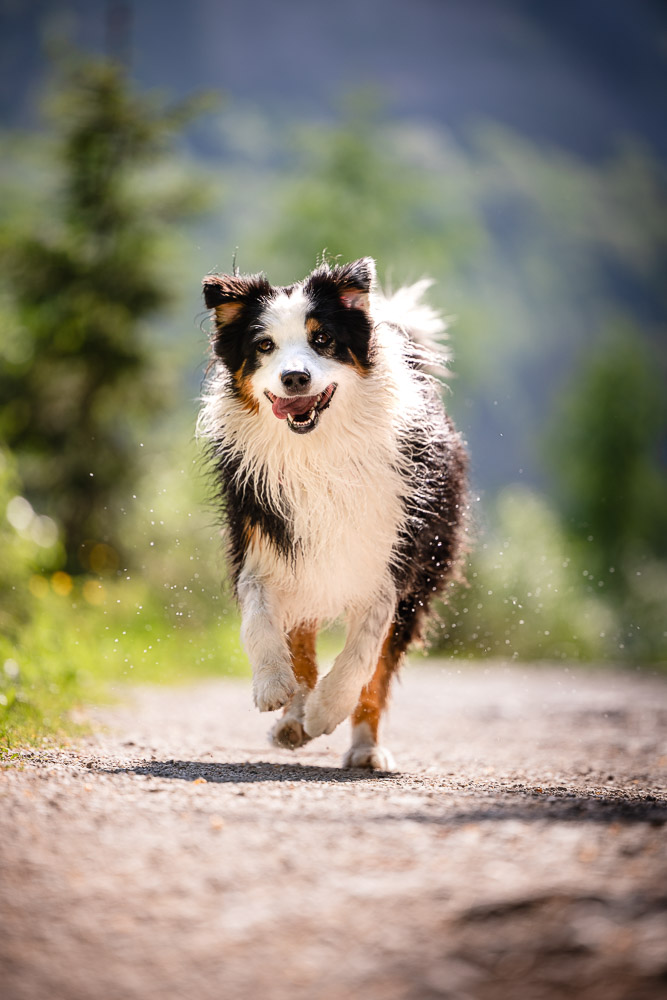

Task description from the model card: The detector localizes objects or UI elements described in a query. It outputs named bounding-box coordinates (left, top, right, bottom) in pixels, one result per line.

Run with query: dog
left=199, top=257, right=467, bottom=769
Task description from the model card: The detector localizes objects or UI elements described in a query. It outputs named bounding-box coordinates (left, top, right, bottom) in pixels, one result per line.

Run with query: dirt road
left=1, top=662, right=666, bottom=1000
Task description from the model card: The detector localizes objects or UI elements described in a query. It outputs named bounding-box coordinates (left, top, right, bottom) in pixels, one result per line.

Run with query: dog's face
left=203, top=258, right=376, bottom=435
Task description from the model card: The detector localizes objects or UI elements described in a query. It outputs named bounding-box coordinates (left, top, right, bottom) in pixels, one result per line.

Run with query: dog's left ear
left=334, top=257, right=376, bottom=313
left=202, top=273, right=272, bottom=328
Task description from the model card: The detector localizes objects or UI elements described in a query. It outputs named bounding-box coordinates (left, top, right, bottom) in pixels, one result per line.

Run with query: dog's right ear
left=202, top=273, right=272, bottom=328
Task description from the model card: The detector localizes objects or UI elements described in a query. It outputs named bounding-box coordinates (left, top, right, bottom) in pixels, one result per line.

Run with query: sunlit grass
left=0, top=570, right=354, bottom=750
left=0, top=574, right=250, bottom=749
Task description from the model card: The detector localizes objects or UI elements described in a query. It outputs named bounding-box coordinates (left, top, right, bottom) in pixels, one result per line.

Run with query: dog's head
left=203, top=258, right=376, bottom=435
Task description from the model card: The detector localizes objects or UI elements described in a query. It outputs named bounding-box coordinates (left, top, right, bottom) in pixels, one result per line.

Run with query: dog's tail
left=374, top=279, right=451, bottom=376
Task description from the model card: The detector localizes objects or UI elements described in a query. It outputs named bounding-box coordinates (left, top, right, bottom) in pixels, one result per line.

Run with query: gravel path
left=1, top=662, right=666, bottom=1000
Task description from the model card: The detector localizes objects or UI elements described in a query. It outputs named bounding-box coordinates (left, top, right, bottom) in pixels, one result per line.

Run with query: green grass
left=0, top=575, right=250, bottom=750
left=0, top=572, right=350, bottom=751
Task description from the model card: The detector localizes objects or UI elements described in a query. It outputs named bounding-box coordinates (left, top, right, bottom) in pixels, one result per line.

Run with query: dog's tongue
left=272, top=394, right=319, bottom=420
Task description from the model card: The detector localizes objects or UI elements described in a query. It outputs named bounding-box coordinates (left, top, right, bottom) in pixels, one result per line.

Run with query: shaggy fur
left=199, top=257, right=467, bottom=769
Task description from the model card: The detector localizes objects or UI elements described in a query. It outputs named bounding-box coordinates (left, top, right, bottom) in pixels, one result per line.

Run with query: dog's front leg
left=237, top=570, right=298, bottom=712
left=304, top=585, right=396, bottom=738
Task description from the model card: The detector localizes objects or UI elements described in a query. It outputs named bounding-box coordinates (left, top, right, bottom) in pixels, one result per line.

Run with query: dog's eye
left=314, top=331, right=332, bottom=347
left=256, top=338, right=274, bottom=354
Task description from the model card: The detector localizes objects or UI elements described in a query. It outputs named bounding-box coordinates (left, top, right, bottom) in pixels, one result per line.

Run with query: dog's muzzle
left=264, top=383, right=337, bottom=434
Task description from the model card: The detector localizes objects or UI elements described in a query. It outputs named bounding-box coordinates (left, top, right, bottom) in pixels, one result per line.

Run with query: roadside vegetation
left=0, top=580, right=248, bottom=749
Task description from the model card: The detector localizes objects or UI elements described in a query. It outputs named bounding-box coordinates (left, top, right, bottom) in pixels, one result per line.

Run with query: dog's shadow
left=96, top=761, right=666, bottom=825
left=100, top=759, right=396, bottom=784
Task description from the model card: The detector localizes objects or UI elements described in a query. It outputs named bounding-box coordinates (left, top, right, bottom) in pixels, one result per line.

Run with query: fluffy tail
left=374, top=279, right=451, bottom=375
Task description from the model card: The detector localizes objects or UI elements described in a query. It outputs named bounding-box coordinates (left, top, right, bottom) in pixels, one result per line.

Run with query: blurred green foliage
left=433, top=487, right=614, bottom=661
left=0, top=577, right=249, bottom=749
left=1, top=66, right=666, bottom=749
left=434, top=485, right=667, bottom=664
left=261, top=92, right=480, bottom=284
left=553, top=326, right=667, bottom=582
left=0, top=445, right=63, bottom=635
left=0, top=55, right=211, bottom=571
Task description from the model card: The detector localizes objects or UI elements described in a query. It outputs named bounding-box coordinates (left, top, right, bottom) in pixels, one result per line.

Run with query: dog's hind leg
left=270, top=623, right=318, bottom=750
left=342, top=591, right=432, bottom=770
left=342, top=630, right=402, bottom=771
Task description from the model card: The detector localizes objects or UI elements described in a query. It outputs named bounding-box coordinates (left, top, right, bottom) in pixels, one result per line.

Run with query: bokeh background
left=1, top=0, right=666, bottom=745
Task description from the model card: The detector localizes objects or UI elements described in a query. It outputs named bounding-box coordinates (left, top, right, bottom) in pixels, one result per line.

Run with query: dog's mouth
left=264, top=384, right=337, bottom=434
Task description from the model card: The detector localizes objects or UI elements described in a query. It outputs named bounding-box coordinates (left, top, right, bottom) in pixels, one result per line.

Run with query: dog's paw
left=253, top=668, right=298, bottom=713
left=303, top=676, right=359, bottom=738
left=342, top=744, right=397, bottom=771
left=269, top=716, right=311, bottom=750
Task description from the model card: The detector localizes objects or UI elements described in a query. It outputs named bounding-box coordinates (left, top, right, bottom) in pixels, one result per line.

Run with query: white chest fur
left=244, top=442, right=405, bottom=626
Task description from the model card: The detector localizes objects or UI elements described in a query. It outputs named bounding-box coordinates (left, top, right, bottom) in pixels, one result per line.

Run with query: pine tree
left=0, top=56, right=208, bottom=570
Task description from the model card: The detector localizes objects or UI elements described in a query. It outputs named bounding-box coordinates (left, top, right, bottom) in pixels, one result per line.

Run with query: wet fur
left=199, top=258, right=468, bottom=768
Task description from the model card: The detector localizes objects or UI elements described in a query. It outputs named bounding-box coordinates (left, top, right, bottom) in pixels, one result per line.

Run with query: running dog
left=199, top=257, right=467, bottom=769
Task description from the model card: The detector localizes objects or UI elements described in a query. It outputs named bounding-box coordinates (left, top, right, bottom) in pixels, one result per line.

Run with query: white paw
left=342, top=745, right=397, bottom=771
left=303, top=675, right=359, bottom=738
left=269, top=716, right=311, bottom=750
left=253, top=667, right=298, bottom=713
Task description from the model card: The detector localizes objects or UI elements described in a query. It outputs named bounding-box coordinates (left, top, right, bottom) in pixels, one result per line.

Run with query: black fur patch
left=388, top=381, right=468, bottom=657
left=209, top=434, right=293, bottom=591
left=303, top=262, right=376, bottom=371
left=203, top=272, right=276, bottom=379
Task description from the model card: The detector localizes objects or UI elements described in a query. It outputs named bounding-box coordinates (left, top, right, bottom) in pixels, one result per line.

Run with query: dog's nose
left=281, top=369, right=311, bottom=393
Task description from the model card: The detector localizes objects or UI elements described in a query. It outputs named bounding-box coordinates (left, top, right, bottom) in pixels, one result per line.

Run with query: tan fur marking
left=351, top=630, right=399, bottom=740
left=348, top=351, right=372, bottom=378
left=214, top=301, right=244, bottom=325
left=241, top=519, right=257, bottom=552
left=306, top=317, right=322, bottom=334
left=236, top=365, right=260, bottom=415
left=287, top=622, right=319, bottom=690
